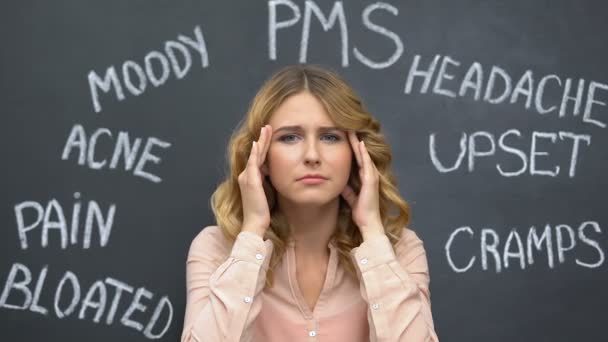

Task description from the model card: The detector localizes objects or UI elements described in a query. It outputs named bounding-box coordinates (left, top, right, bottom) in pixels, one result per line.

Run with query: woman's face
left=263, top=91, right=353, bottom=207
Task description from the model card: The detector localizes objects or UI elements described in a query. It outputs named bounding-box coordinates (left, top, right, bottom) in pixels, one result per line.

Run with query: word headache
left=88, top=25, right=209, bottom=113
left=14, top=192, right=115, bottom=249
left=445, top=221, right=605, bottom=273
left=429, top=129, right=591, bottom=178
left=0, top=263, right=172, bottom=339
left=62, top=124, right=171, bottom=183
left=405, top=54, right=608, bottom=128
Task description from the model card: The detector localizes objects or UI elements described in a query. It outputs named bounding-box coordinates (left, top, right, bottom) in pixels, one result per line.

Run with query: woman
left=180, top=64, right=439, bottom=341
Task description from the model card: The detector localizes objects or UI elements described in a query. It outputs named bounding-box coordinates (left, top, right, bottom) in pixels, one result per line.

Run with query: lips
left=298, top=175, right=327, bottom=181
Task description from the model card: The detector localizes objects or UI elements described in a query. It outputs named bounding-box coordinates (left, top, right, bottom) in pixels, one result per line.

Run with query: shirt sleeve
left=349, top=229, right=439, bottom=342
left=180, top=227, right=274, bottom=342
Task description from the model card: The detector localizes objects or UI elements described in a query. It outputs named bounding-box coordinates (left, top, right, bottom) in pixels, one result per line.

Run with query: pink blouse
left=180, top=225, right=439, bottom=341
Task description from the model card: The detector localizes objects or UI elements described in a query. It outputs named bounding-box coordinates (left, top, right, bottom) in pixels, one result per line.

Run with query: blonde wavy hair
left=210, top=64, right=411, bottom=289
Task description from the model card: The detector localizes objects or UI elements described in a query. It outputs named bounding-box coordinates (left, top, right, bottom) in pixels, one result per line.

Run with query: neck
left=278, top=196, right=339, bottom=260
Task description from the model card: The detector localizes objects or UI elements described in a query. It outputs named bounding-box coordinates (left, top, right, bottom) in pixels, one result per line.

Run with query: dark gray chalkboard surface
left=1, top=1, right=606, bottom=341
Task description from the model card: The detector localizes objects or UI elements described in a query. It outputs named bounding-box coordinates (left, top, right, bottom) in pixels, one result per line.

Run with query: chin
left=287, top=192, right=341, bottom=207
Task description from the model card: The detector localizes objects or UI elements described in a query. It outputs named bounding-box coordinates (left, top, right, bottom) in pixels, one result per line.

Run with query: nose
left=303, top=139, right=321, bottom=167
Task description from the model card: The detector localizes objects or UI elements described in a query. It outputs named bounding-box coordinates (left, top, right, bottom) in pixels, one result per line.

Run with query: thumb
left=341, top=184, right=357, bottom=208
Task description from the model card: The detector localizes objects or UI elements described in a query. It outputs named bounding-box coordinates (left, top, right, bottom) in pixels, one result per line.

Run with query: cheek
left=267, top=148, right=295, bottom=174
left=329, top=149, right=353, bottom=175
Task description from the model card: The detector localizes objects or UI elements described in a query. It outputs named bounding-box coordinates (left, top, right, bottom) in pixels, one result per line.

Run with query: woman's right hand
left=238, top=124, right=272, bottom=237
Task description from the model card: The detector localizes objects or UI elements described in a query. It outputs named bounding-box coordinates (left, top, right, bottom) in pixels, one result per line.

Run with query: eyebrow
left=273, top=125, right=342, bottom=135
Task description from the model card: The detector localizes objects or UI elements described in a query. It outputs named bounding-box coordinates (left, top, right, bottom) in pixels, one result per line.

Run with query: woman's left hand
left=341, top=131, right=386, bottom=241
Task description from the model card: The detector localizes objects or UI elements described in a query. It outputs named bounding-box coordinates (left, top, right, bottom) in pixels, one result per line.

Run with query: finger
left=360, top=141, right=378, bottom=179
left=361, top=141, right=378, bottom=171
left=261, top=125, right=272, bottom=164
left=256, top=126, right=266, bottom=166
left=259, top=125, right=270, bottom=163
left=249, top=141, right=258, bottom=167
left=352, top=132, right=362, bottom=167
left=348, top=131, right=362, bottom=167
left=358, top=141, right=367, bottom=178
left=256, top=127, right=266, bottom=166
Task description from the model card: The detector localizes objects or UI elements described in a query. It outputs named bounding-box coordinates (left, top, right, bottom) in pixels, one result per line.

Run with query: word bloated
left=0, top=263, right=173, bottom=339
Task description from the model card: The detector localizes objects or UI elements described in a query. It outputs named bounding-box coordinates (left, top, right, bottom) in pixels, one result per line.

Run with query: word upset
left=429, top=129, right=591, bottom=177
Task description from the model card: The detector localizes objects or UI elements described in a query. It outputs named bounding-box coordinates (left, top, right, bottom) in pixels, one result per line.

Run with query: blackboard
left=1, top=1, right=606, bottom=341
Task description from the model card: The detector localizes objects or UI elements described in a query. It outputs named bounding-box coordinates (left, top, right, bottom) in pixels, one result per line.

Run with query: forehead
left=268, top=92, right=334, bottom=126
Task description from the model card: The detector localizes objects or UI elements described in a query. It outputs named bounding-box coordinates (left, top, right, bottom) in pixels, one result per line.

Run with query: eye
left=278, top=133, right=342, bottom=143
left=322, top=134, right=341, bottom=142
left=278, top=134, right=299, bottom=143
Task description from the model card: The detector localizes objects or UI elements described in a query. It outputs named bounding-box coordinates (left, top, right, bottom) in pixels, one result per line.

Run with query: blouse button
left=308, top=330, right=317, bottom=337
left=372, top=303, right=380, bottom=310
left=255, top=253, right=263, bottom=260
left=360, top=258, right=368, bottom=265
left=243, top=296, right=252, bottom=303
